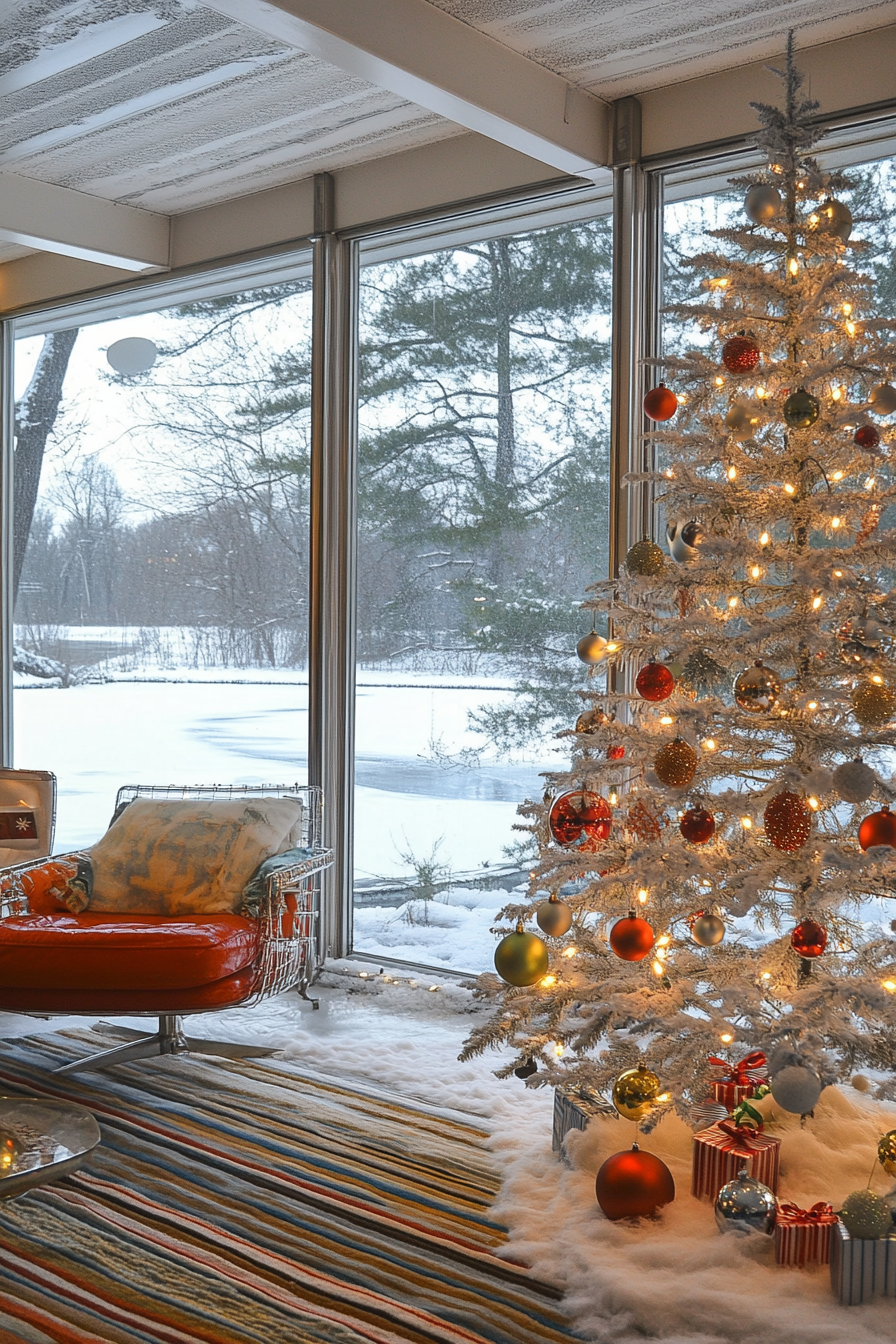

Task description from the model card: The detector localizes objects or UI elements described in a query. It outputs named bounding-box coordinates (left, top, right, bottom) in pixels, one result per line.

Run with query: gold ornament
left=654, top=738, right=697, bottom=789
left=733, top=660, right=781, bottom=713
left=493, top=921, right=549, bottom=987
left=852, top=679, right=896, bottom=728
left=536, top=896, right=573, bottom=937
left=625, top=536, right=665, bottom=577
left=690, top=911, right=725, bottom=946
left=878, top=1129, right=896, bottom=1178
left=576, top=631, right=608, bottom=665
left=612, top=1065, right=661, bottom=1122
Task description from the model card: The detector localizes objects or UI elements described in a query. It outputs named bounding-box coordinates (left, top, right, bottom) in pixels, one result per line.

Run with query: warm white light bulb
left=783, top=483, right=795, bottom=495
left=741, top=817, right=753, bottom=830
left=812, top=595, right=823, bottom=609
left=750, top=565, right=761, bottom=578
left=831, top=517, right=841, bottom=529
left=727, top=465, right=737, bottom=480
left=759, top=531, right=770, bottom=546
left=702, top=738, right=716, bottom=751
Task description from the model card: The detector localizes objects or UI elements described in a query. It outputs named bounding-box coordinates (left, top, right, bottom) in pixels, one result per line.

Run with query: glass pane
left=353, top=215, right=613, bottom=972
left=13, top=276, right=312, bottom=850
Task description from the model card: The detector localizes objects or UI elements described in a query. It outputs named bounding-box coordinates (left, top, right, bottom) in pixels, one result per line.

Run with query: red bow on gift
left=776, top=1201, right=836, bottom=1225
left=708, top=1050, right=768, bottom=1083
left=717, top=1118, right=767, bottom=1150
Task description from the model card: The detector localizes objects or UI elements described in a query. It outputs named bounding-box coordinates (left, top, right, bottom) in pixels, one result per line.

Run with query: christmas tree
left=462, top=36, right=896, bottom=1126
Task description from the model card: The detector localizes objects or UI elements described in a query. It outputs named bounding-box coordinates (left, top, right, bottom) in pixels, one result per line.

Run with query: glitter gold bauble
left=576, top=631, right=608, bottom=665
left=878, top=1129, right=896, bottom=1178
left=536, top=896, right=573, bottom=937
left=859, top=805, right=896, bottom=851
left=549, top=790, right=612, bottom=851
left=609, top=913, right=655, bottom=962
left=612, top=1065, right=661, bottom=1122
left=763, top=791, right=811, bottom=852
left=721, top=334, right=760, bottom=374
left=790, top=918, right=827, bottom=958
left=625, top=536, right=665, bottom=577
left=744, top=183, right=781, bottom=223
left=643, top=383, right=678, bottom=422
left=852, top=679, right=896, bottom=727
left=690, top=911, right=725, bottom=946
left=595, top=1144, right=675, bottom=1220
left=733, top=660, right=781, bottom=714
left=839, top=1190, right=892, bottom=1239
left=493, top=923, right=549, bottom=987
left=635, top=661, right=675, bottom=702
left=654, top=738, right=697, bottom=789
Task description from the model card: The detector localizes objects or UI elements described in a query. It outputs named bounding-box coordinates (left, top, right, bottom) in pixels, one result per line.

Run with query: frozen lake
left=14, top=675, right=554, bottom=973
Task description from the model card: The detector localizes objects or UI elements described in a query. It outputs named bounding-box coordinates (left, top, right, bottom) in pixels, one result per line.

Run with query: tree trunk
left=488, top=239, right=515, bottom=486
left=13, top=329, right=78, bottom=603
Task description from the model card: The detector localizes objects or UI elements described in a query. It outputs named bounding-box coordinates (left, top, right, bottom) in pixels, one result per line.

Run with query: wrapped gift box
left=830, top=1220, right=896, bottom=1304
left=707, top=1051, right=768, bottom=1111
left=691, top=1119, right=780, bottom=1202
left=552, top=1087, right=608, bottom=1161
left=775, top=1201, right=837, bottom=1266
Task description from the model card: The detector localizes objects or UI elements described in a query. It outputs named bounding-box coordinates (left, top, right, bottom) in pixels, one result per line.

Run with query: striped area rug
left=0, top=1030, right=575, bottom=1344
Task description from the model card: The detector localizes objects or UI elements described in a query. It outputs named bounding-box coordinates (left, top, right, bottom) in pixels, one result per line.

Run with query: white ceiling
left=428, top=0, right=896, bottom=98
left=2, top=0, right=896, bottom=272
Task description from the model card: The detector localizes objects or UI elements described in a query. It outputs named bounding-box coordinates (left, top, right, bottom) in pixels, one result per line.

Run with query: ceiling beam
left=200, top=0, right=609, bottom=177
left=0, top=10, right=170, bottom=97
left=0, top=173, right=169, bottom=272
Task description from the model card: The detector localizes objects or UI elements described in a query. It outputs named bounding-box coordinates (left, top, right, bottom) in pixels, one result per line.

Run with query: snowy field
left=14, top=651, right=554, bottom=973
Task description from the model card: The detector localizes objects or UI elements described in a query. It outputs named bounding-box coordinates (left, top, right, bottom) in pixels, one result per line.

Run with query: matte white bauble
left=832, top=758, right=877, bottom=805
left=770, top=1065, right=823, bottom=1114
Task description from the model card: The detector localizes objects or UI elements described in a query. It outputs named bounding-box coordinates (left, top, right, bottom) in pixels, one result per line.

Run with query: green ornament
left=494, top=922, right=549, bottom=987
left=783, top=388, right=820, bottom=429
left=625, top=536, right=665, bottom=577
left=839, top=1189, right=892, bottom=1239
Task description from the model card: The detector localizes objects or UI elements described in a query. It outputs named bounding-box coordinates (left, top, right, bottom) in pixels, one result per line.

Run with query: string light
left=759, top=531, right=770, bottom=546
left=714, top=376, right=725, bottom=386
left=812, top=594, right=823, bottom=610
left=788, top=257, right=799, bottom=276
left=884, top=980, right=896, bottom=993
left=783, top=482, right=795, bottom=495
left=831, top=470, right=844, bottom=480
left=756, top=386, right=768, bottom=399
left=750, top=565, right=761, bottom=578
left=741, top=817, right=753, bottom=830
left=831, top=516, right=841, bottom=528
left=659, top=714, right=674, bottom=724
left=865, top=477, right=876, bottom=490
left=609, top=788, right=619, bottom=806
left=554, top=1042, right=564, bottom=1056
left=760, top=971, right=772, bottom=981
left=720, top=1032, right=734, bottom=1044
left=652, top=959, right=664, bottom=977
left=605, top=642, right=620, bottom=652
left=846, top=321, right=856, bottom=337
left=727, top=465, right=737, bottom=480
left=541, top=974, right=557, bottom=988
left=807, top=700, right=818, bottom=710
left=808, top=796, right=820, bottom=810
left=833, top=569, right=843, bottom=577
left=728, top=596, right=739, bottom=608
left=657, top=934, right=671, bottom=947
left=872, top=674, right=884, bottom=685
left=656, top=946, right=667, bottom=961
left=832, top=387, right=842, bottom=401
left=702, top=738, right=717, bottom=751
left=657, top=1092, right=671, bottom=1103
left=664, top=467, right=674, bottom=478
left=562, top=946, right=577, bottom=958
left=843, top=303, right=853, bottom=316
left=637, top=887, right=649, bottom=903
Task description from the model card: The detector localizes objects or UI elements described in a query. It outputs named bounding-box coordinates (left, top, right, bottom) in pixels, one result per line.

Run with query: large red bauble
left=855, top=424, right=881, bottom=450
left=643, top=383, right=678, bottom=422
left=635, top=662, right=675, bottom=702
left=549, top=790, right=612, bottom=852
left=679, top=807, right=716, bottom=844
left=609, top=913, right=655, bottom=961
left=721, top=334, right=760, bottom=374
left=790, top=918, right=827, bottom=959
left=595, top=1145, right=675, bottom=1221
left=859, top=805, right=896, bottom=851
left=763, top=791, right=812, bottom=852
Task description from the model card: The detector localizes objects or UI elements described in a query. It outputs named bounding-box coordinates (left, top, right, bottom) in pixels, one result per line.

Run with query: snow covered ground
left=13, top=649, right=554, bottom=972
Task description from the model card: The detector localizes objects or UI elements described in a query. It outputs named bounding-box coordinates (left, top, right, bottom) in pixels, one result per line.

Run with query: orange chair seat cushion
left=0, top=912, right=259, bottom=992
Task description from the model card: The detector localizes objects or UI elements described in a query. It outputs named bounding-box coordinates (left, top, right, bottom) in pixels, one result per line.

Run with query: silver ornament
left=870, top=383, right=896, bottom=416
left=724, top=403, right=756, bottom=441
left=839, top=1189, right=893, bottom=1239
left=812, top=197, right=852, bottom=243
left=733, top=660, right=781, bottom=714
left=744, top=184, right=781, bottom=224
left=839, top=614, right=885, bottom=665
left=576, top=631, right=608, bottom=665
left=665, top=519, right=704, bottom=565
left=715, top=1168, right=777, bottom=1234
left=691, top=912, right=725, bottom=946
left=832, top=758, right=877, bottom=805
left=770, top=1065, right=823, bottom=1114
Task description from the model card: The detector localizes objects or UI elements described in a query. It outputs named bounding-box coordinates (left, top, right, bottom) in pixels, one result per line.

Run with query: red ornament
left=595, top=1144, right=675, bottom=1220
left=549, top=790, right=612, bottom=852
left=679, top=807, right=716, bottom=844
left=635, top=662, right=675, bottom=702
left=609, top=912, right=655, bottom=962
left=790, top=918, right=827, bottom=959
left=643, top=383, right=678, bottom=422
left=855, top=424, right=881, bottom=450
left=721, top=334, right=760, bottom=374
left=859, top=805, right=896, bottom=851
left=606, top=744, right=625, bottom=760
left=763, top=792, right=812, bottom=852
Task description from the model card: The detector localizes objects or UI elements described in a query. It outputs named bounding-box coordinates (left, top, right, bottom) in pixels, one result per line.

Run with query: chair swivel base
left=54, top=1014, right=276, bottom=1074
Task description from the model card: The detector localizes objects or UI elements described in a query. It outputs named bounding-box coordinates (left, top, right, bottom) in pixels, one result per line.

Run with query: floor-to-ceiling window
left=12, top=266, right=312, bottom=850
left=351, top=197, right=614, bottom=972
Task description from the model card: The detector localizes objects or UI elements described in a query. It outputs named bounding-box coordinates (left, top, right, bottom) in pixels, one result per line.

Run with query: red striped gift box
left=691, top=1118, right=780, bottom=1202
left=775, top=1201, right=837, bottom=1266
left=706, top=1051, right=768, bottom=1110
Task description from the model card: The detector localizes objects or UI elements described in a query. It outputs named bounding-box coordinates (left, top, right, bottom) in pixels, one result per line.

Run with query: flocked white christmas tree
left=462, top=37, right=896, bottom=1125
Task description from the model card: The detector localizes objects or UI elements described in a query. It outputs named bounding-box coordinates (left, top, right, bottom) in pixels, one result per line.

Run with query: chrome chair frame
left=0, top=783, right=332, bottom=1073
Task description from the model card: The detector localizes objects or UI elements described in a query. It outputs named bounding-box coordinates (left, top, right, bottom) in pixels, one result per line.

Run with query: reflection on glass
left=14, top=280, right=312, bottom=850
left=353, top=216, right=613, bottom=972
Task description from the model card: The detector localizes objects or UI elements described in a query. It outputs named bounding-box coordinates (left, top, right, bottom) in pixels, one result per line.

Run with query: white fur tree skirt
left=491, top=1083, right=896, bottom=1343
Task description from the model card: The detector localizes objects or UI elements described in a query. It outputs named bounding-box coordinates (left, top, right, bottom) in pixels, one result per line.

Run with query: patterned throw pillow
left=69, top=797, right=304, bottom=915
